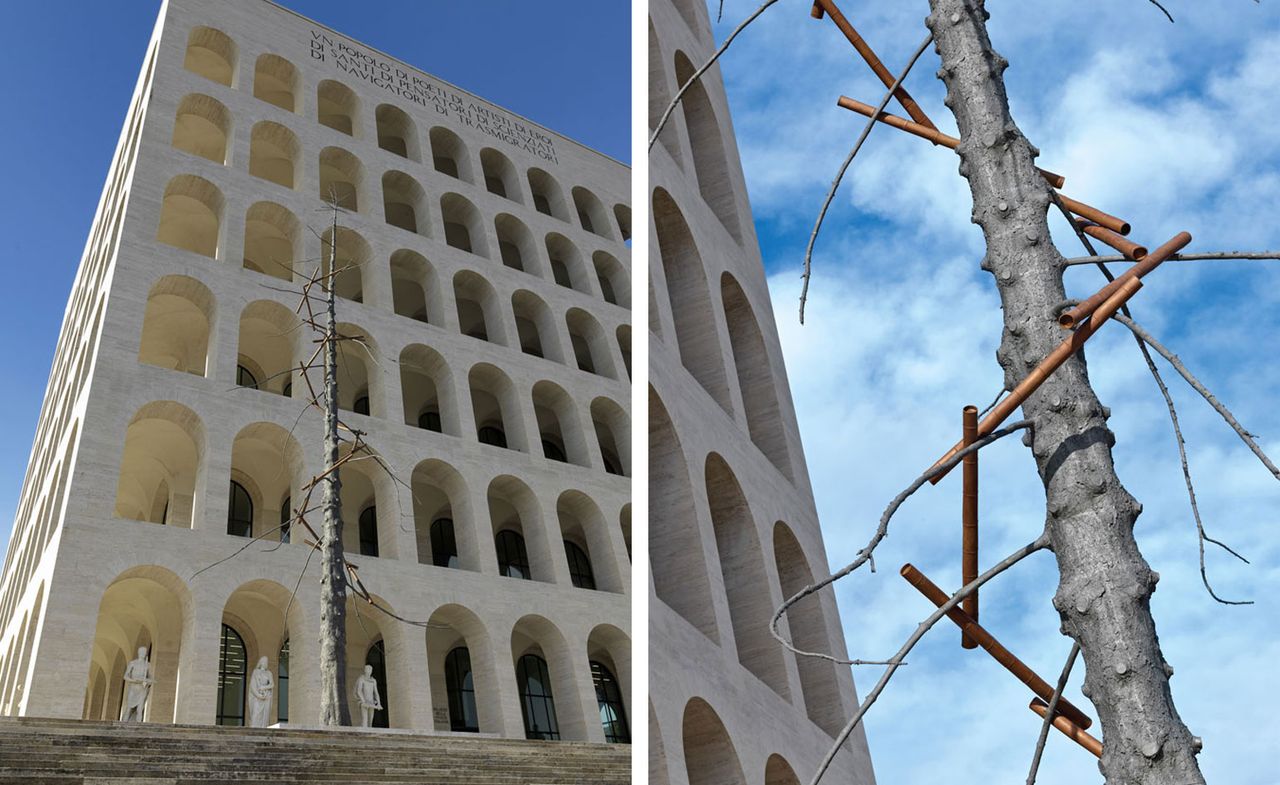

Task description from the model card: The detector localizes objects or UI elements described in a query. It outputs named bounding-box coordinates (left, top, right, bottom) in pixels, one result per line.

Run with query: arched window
left=236, top=364, right=259, bottom=390
left=366, top=640, right=389, bottom=728
left=277, top=639, right=290, bottom=723
left=185, top=27, right=236, bottom=86
left=591, top=661, right=629, bottom=743
left=216, top=624, right=247, bottom=726
left=253, top=54, right=298, bottom=112
left=227, top=480, right=253, bottom=538
left=564, top=541, right=596, bottom=590
left=358, top=506, right=379, bottom=557
left=495, top=530, right=530, bottom=579
left=418, top=410, right=442, bottom=432
left=516, top=654, right=559, bottom=740
left=317, top=80, right=358, bottom=136
left=172, top=94, right=230, bottom=164
left=542, top=440, right=567, bottom=463
left=430, top=518, right=458, bottom=568
left=478, top=426, right=507, bottom=448
left=354, top=395, right=371, bottom=416
left=280, top=495, right=291, bottom=543
left=444, top=646, right=479, bottom=732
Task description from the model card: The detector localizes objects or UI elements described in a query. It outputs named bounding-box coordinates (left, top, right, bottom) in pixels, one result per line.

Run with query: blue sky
left=0, top=1, right=629, bottom=542
left=709, top=0, right=1280, bottom=783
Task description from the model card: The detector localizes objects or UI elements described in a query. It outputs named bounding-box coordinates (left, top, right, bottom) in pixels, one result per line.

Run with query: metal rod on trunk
left=1029, top=698, right=1104, bottom=757
left=812, top=0, right=938, bottom=132
left=1058, top=231, right=1191, bottom=329
left=961, top=405, right=979, bottom=649
left=1078, top=222, right=1147, bottom=262
left=836, top=97, right=1067, bottom=188
left=900, top=563, right=1094, bottom=730
left=928, top=276, right=1143, bottom=483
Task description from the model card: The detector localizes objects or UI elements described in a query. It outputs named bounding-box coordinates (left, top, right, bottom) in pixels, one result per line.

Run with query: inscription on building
left=309, top=30, right=559, bottom=164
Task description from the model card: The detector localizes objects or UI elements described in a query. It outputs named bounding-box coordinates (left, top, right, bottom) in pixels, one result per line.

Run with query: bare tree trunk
left=318, top=211, right=350, bottom=726
left=924, top=1, right=1203, bottom=782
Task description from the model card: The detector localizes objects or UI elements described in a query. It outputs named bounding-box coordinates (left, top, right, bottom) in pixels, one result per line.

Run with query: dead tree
left=315, top=206, right=351, bottom=727
left=926, top=2, right=1201, bottom=780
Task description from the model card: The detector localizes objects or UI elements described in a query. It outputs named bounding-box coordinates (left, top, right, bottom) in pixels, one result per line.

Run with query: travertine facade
left=647, top=1, right=875, bottom=783
left=0, top=0, right=631, bottom=746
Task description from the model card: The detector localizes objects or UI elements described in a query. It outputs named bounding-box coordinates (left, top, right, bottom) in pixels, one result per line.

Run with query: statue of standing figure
left=247, top=656, right=274, bottom=727
left=120, top=647, right=152, bottom=722
left=354, top=664, right=382, bottom=728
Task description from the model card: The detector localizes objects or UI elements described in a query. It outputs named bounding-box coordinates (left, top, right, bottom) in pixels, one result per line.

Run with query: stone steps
left=0, top=717, right=631, bottom=784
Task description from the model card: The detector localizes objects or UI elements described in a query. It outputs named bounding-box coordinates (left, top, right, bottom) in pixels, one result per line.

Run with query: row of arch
left=181, top=26, right=630, bottom=243
left=114, top=407, right=629, bottom=589
left=652, top=190, right=791, bottom=481
left=648, top=24, right=743, bottom=246
left=650, top=388, right=844, bottom=738
left=157, top=166, right=629, bottom=312
left=138, top=282, right=629, bottom=472
left=653, top=696, right=803, bottom=785
left=82, top=569, right=628, bottom=743
left=0, top=583, right=45, bottom=717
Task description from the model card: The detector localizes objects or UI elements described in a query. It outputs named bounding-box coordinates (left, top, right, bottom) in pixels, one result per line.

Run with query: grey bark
left=318, top=211, right=351, bottom=726
left=924, top=2, right=1203, bottom=782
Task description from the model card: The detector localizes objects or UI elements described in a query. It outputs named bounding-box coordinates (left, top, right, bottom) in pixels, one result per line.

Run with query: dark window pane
left=236, top=365, right=259, bottom=389
left=591, top=661, right=629, bottom=743
left=217, top=625, right=247, bottom=726
left=478, top=426, right=507, bottom=448
left=516, top=654, right=559, bottom=740
left=228, top=481, right=253, bottom=538
left=564, top=541, right=596, bottom=590
left=430, top=518, right=459, bottom=569
left=353, top=395, right=371, bottom=416
left=496, top=530, right=530, bottom=580
left=366, top=640, right=389, bottom=728
left=359, top=506, right=379, bottom=557
left=445, top=647, right=479, bottom=732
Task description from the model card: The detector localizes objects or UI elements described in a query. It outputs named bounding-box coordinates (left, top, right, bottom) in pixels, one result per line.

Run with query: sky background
left=0, top=0, right=629, bottom=541
left=707, top=0, right=1280, bottom=783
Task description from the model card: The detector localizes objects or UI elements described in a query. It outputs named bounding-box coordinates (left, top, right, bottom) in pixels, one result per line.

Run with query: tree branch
left=798, top=31, right=935, bottom=324
left=648, top=0, right=781, bottom=150
left=1026, top=641, right=1081, bottom=785
left=1064, top=251, right=1280, bottom=266
left=771, top=419, right=1033, bottom=663
left=807, top=535, right=1051, bottom=785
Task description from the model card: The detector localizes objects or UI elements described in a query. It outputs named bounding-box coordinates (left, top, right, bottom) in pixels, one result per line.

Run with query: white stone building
left=0, top=0, right=631, bottom=746
left=647, top=1, right=876, bottom=783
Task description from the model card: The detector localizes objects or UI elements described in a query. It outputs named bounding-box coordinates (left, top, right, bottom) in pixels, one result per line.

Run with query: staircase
left=0, top=717, right=631, bottom=784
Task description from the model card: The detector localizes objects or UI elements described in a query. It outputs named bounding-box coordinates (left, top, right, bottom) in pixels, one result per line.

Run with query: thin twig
left=1064, top=251, right=1280, bottom=266
left=1026, top=642, right=1081, bottom=785
left=798, top=32, right=935, bottom=324
left=1112, top=313, right=1280, bottom=482
left=1146, top=0, right=1175, bottom=23
left=189, top=524, right=289, bottom=580
left=1130, top=321, right=1253, bottom=605
left=771, top=420, right=1033, bottom=663
left=807, top=535, right=1051, bottom=785
left=649, top=0, right=782, bottom=150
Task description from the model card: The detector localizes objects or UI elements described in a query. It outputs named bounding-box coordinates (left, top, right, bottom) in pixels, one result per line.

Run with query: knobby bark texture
left=318, top=216, right=351, bottom=726
left=924, top=1, right=1203, bottom=782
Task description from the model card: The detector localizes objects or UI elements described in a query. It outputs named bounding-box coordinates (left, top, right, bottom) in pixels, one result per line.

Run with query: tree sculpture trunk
left=318, top=214, right=351, bottom=726
left=924, top=1, right=1203, bottom=782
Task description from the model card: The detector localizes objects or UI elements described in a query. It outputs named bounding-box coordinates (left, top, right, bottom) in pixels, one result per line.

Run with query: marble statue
left=354, top=664, right=383, bottom=728
left=120, top=647, right=152, bottom=722
left=247, top=656, right=274, bottom=727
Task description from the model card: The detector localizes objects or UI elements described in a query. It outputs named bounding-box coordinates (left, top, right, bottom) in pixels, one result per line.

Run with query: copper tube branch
left=928, top=276, right=1143, bottom=483
left=1030, top=698, right=1104, bottom=758
left=837, top=97, right=1067, bottom=189
left=1079, top=222, right=1146, bottom=262
left=900, top=564, right=1094, bottom=729
left=1059, top=231, right=1191, bottom=329
left=812, top=0, right=937, bottom=131
left=961, top=405, right=979, bottom=649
